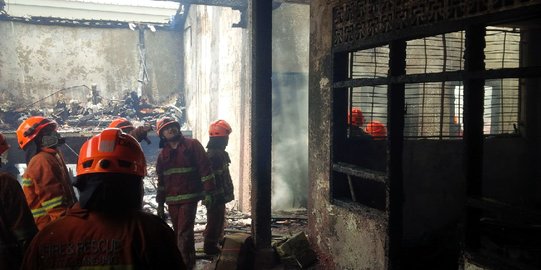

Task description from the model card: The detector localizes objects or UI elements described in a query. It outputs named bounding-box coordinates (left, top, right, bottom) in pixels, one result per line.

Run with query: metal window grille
left=346, top=28, right=520, bottom=139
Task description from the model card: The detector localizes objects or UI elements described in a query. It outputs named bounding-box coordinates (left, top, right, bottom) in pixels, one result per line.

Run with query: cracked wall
left=0, top=21, right=183, bottom=108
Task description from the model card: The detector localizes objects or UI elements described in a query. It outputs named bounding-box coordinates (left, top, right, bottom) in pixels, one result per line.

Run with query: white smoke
left=270, top=4, right=309, bottom=210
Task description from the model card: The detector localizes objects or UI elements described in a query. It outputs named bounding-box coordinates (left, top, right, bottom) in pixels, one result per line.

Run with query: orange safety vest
left=21, top=203, right=185, bottom=269
left=21, top=148, right=77, bottom=230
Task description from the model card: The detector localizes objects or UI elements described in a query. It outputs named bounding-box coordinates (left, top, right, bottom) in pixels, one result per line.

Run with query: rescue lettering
left=39, top=239, right=122, bottom=258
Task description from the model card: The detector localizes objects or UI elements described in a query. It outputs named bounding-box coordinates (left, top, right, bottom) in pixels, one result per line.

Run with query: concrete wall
left=0, top=21, right=183, bottom=108
left=183, top=4, right=310, bottom=212
left=183, top=5, right=252, bottom=211
left=309, top=1, right=388, bottom=268
left=309, top=1, right=540, bottom=268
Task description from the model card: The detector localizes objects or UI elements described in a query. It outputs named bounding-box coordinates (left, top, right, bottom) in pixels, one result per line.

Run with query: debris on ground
left=0, top=86, right=186, bottom=133
left=274, top=232, right=318, bottom=269
left=141, top=165, right=316, bottom=270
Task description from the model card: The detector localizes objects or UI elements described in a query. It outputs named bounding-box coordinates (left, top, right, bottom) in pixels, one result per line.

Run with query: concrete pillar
left=249, top=0, right=274, bottom=267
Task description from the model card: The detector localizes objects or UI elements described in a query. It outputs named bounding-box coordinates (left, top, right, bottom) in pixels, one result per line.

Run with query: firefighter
left=348, top=107, right=371, bottom=138
left=0, top=133, right=37, bottom=269
left=16, top=116, right=77, bottom=230
left=155, top=117, right=216, bottom=269
left=21, top=128, right=185, bottom=269
left=365, top=120, right=387, bottom=139
left=203, top=119, right=235, bottom=255
left=108, top=117, right=152, bottom=144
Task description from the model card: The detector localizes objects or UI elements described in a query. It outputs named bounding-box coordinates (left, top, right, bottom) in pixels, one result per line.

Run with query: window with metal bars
left=346, top=27, right=520, bottom=140
left=333, top=26, right=525, bottom=210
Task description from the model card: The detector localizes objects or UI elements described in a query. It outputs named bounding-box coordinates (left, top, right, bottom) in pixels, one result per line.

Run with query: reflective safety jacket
left=22, top=148, right=77, bottom=230
left=0, top=172, right=37, bottom=269
left=21, top=203, right=186, bottom=269
left=156, top=136, right=215, bottom=205
left=207, top=149, right=234, bottom=204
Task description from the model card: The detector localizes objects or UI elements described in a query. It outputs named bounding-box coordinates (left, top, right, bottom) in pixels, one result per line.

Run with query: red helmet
left=77, top=128, right=146, bottom=177
left=108, top=117, right=134, bottom=132
left=348, top=107, right=365, bottom=127
left=365, top=121, right=387, bottom=138
left=209, top=120, right=232, bottom=137
left=0, top=133, right=9, bottom=155
left=156, top=117, right=180, bottom=136
left=16, top=116, right=57, bottom=149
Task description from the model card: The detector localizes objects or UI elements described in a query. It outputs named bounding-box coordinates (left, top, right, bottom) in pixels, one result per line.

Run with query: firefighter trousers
left=169, top=202, right=198, bottom=270
left=204, top=203, right=226, bottom=247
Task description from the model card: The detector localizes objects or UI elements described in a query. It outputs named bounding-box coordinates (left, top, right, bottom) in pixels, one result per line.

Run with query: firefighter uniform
left=0, top=172, right=37, bottom=269
left=22, top=148, right=77, bottom=230
left=156, top=134, right=215, bottom=268
left=202, top=119, right=234, bottom=255
left=204, top=148, right=234, bottom=251
left=21, top=203, right=184, bottom=269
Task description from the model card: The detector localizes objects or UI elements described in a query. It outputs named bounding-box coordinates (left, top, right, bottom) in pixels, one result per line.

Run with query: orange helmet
left=348, top=107, right=365, bottom=127
left=16, top=116, right=57, bottom=149
left=108, top=117, right=134, bottom=132
left=209, top=120, right=232, bottom=137
left=77, top=128, right=146, bottom=177
left=0, top=133, right=9, bottom=155
left=365, top=121, right=387, bottom=138
left=156, top=117, right=180, bottom=136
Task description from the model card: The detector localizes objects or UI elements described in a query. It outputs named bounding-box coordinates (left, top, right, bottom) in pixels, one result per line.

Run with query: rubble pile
left=0, top=87, right=186, bottom=133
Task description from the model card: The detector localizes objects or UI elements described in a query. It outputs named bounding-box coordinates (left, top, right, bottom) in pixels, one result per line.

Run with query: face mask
left=42, top=130, right=65, bottom=148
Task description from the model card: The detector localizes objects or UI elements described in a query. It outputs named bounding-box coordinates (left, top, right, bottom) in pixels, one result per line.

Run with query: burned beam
left=332, top=162, right=387, bottom=184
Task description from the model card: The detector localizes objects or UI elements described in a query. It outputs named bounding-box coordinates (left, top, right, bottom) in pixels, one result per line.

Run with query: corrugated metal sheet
left=4, top=0, right=180, bottom=23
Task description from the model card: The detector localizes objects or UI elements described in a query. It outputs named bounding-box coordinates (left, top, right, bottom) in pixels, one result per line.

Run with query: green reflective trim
left=164, top=167, right=195, bottom=175
left=42, top=196, right=63, bottom=210
left=214, top=169, right=224, bottom=175
left=201, top=174, right=214, bottom=182
left=166, top=192, right=204, bottom=203
left=22, top=178, right=33, bottom=187
left=31, top=208, right=46, bottom=218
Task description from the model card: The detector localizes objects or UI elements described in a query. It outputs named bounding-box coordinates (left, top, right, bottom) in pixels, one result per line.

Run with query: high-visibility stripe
left=21, top=178, right=33, bottom=187
left=164, top=167, right=195, bottom=175
left=31, top=208, right=46, bottom=218
left=166, top=192, right=204, bottom=203
left=42, top=196, right=63, bottom=210
left=201, top=174, right=214, bottom=182
left=214, top=169, right=224, bottom=175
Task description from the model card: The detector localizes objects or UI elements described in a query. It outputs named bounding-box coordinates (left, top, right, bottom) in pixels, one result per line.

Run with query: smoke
left=271, top=73, right=308, bottom=210
left=270, top=4, right=309, bottom=211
